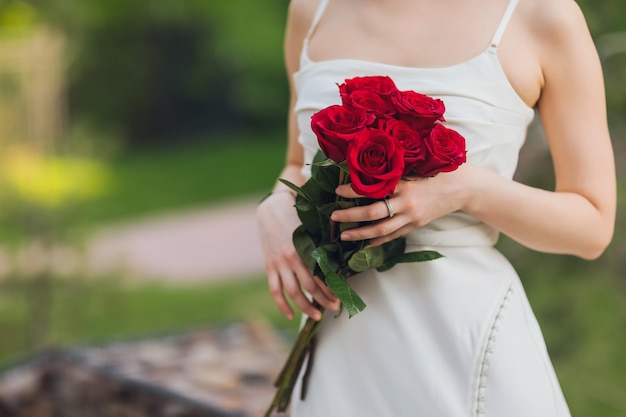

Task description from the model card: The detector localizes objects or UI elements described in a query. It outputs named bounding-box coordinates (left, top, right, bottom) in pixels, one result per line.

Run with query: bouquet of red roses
left=265, top=76, right=466, bottom=416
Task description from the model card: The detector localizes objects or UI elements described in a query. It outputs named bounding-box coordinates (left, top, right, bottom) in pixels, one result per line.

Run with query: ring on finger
left=383, top=198, right=395, bottom=218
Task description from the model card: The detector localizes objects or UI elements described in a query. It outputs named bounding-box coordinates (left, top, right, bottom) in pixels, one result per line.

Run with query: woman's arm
left=257, top=0, right=339, bottom=321
left=333, top=0, right=615, bottom=260
left=467, top=0, right=615, bottom=259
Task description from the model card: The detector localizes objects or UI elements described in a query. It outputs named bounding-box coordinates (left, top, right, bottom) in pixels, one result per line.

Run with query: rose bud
left=413, top=124, right=467, bottom=177
left=391, top=90, right=446, bottom=130
left=338, top=75, right=399, bottom=99
left=311, top=105, right=376, bottom=163
left=380, top=118, right=428, bottom=176
left=342, top=90, right=396, bottom=119
left=346, top=128, right=405, bottom=199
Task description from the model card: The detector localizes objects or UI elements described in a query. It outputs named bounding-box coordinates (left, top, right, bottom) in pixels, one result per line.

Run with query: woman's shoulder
left=518, top=0, right=597, bottom=80
left=521, top=0, right=591, bottom=42
left=284, top=0, right=324, bottom=75
left=287, top=0, right=322, bottom=31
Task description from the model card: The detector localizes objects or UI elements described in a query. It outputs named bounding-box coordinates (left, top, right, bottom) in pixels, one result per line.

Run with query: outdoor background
left=0, top=0, right=624, bottom=415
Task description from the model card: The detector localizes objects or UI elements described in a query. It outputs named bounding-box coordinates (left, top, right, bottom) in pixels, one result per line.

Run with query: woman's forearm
left=461, top=165, right=615, bottom=260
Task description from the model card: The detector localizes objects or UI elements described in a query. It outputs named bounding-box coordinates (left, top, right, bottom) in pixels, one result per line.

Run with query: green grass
left=0, top=276, right=295, bottom=366
left=0, top=130, right=286, bottom=242
left=77, top=130, right=286, bottom=226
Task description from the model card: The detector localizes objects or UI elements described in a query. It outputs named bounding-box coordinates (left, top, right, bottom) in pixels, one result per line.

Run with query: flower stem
left=329, top=169, right=348, bottom=243
left=264, top=307, right=325, bottom=417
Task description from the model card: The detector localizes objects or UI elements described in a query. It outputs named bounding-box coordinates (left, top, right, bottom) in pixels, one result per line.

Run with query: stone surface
left=0, top=321, right=291, bottom=417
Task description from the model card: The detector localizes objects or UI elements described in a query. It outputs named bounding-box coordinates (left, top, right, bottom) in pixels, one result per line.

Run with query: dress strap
left=305, top=0, right=331, bottom=42
left=490, top=0, right=519, bottom=48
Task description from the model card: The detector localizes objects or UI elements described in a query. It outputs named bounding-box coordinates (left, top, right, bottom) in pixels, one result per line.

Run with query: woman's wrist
left=259, top=189, right=297, bottom=205
left=453, top=164, right=485, bottom=215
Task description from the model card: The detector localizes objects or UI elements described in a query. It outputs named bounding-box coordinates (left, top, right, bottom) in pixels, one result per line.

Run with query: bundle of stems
left=264, top=303, right=324, bottom=416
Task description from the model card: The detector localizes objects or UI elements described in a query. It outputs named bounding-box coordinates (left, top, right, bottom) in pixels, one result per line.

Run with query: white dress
left=290, top=0, right=573, bottom=416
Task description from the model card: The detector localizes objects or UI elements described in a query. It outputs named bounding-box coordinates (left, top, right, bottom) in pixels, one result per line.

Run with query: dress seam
left=474, top=284, right=513, bottom=417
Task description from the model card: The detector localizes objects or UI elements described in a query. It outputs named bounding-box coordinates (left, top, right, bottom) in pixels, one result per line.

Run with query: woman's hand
left=257, top=191, right=340, bottom=321
left=330, top=168, right=469, bottom=246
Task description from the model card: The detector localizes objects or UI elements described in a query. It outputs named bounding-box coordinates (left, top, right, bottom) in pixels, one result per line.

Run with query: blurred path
left=88, top=197, right=267, bottom=283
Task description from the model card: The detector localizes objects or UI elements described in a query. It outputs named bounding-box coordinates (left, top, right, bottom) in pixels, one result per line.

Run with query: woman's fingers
left=291, top=260, right=340, bottom=312
left=335, top=182, right=403, bottom=199
left=335, top=184, right=362, bottom=199
left=268, top=258, right=339, bottom=321
left=330, top=194, right=422, bottom=242
left=313, top=275, right=341, bottom=310
left=331, top=198, right=398, bottom=224
left=367, top=223, right=416, bottom=247
left=279, top=266, right=323, bottom=320
left=341, top=213, right=408, bottom=242
left=267, top=268, right=295, bottom=320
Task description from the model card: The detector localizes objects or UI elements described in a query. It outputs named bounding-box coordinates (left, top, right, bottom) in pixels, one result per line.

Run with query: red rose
left=311, top=105, right=376, bottom=162
left=391, top=90, right=445, bottom=130
left=414, top=124, right=467, bottom=177
left=342, top=90, right=396, bottom=118
left=346, top=129, right=405, bottom=199
left=338, top=76, right=399, bottom=99
left=380, top=118, right=427, bottom=176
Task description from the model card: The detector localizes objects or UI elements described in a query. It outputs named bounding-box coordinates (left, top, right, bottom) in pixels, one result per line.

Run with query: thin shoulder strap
left=305, top=0, right=331, bottom=41
left=491, top=0, right=519, bottom=47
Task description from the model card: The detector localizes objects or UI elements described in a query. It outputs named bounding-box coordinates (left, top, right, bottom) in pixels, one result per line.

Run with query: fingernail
left=330, top=213, right=338, bottom=221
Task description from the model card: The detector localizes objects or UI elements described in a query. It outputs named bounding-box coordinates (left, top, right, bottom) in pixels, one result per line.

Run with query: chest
left=306, top=0, right=541, bottom=108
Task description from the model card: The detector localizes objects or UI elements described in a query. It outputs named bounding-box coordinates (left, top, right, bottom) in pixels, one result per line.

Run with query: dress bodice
left=293, top=0, right=535, bottom=247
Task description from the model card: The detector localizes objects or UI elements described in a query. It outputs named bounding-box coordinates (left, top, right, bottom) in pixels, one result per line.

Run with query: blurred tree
left=0, top=144, right=109, bottom=349
left=21, top=0, right=289, bottom=147
left=0, top=0, right=38, bottom=33
left=0, top=1, right=66, bottom=150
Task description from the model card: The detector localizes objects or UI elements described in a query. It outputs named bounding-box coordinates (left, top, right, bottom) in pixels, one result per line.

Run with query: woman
left=257, top=0, right=616, bottom=415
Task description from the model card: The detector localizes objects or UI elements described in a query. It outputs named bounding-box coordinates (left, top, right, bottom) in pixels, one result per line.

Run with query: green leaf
left=294, top=197, right=314, bottom=212
left=312, top=156, right=349, bottom=174
left=399, top=250, right=444, bottom=263
left=292, top=225, right=317, bottom=271
left=278, top=179, right=310, bottom=201
left=312, top=247, right=366, bottom=318
left=381, top=237, right=406, bottom=260
left=295, top=195, right=329, bottom=240
left=336, top=161, right=350, bottom=174
left=312, top=159, right=337, bottom=168
left=291, top=180, right=351, bottom=242
left=324, top=272, right=366, bottom=318
left=338, top=241, right=362, bottom=262
left=310, top=152, right=341, bottom=193
left=348, top=246, right=386, bottom=272
left=339, top=221, right=361, bottom=232
left=301, top=179, right=335, bottom=205
left=311, top=149, right=328, bottom=169
left=377, top=250, right=444, bottom=272
left=319, top=200, right=355, bottom=217
left=318, top=242, right=342, bottom=271
left=313, top=163, right=341, bottom=193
